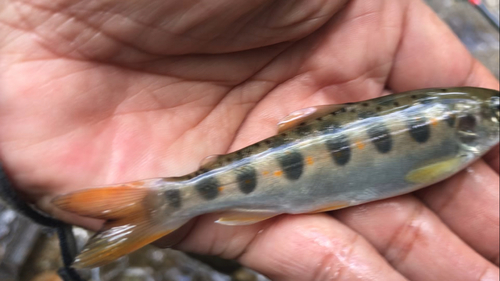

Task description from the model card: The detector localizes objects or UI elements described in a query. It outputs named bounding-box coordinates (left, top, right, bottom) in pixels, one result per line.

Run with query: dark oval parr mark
left=236, top=165, right=257, bottom=194
left=277, top=151, right=304, bottom=181
left=195, top=176, right=220, bottom=200
left=326, top=134, right=351, bottom=166
left=407, top=116, right=431, bottom=143
left=165, top=189, right=182, bottom=208
left=367, top=123, right=392, bottom=153
left=457, top=114, right=477, bottom=144
left=296, top=124, right=312, bottom=136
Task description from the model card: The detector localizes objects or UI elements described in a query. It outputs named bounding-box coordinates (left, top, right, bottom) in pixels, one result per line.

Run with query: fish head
left=443, top=88, right=500, bottom=153
left=486, top=91, right=500, bottom=124
left=481, top=89, right=500, bottom=147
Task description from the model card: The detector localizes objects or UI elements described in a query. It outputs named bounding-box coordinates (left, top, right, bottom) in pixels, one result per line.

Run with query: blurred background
left=1, top=0, right=498, bottom=280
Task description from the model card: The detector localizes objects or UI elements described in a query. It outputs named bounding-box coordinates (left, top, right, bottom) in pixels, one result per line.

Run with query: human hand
left=0, top=0, right=499, bottom=280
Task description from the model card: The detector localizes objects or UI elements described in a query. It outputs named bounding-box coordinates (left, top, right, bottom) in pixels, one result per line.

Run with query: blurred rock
left=0, top=203, right=41, bottom=281
left=31, top=271, right=63, bottom=281
left=425, top=0, right=500, bottom=78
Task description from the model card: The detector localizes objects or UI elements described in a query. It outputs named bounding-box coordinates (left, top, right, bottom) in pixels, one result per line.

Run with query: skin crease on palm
left=0, top=0, right=499, bottom=280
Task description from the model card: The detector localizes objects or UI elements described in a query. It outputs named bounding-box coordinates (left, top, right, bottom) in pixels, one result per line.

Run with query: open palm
left=1, top=0, right=499, bottom=280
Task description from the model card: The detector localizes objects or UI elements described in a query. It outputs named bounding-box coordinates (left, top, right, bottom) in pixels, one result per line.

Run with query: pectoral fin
left=406, top=157, right=467, bottom=184
left=278, top=105, right=344, bottom=133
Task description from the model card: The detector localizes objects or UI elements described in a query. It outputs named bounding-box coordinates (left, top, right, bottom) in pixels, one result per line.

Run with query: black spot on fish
left=457, top=114, right=477, bottom=143
left=440, top=88, right=448, bottom=92
left=296, top=124, right=312, bottom=136
left=341, top=108, right=347, bottom=113
left=367, top=122, right=392, bottom=153
left=411, top=95, right=418, bottom=99
left=236, top=165, right=257, bottom=194
left=165, top=189, right=182, bottom=208
left=235, top=150, right=245, bottom=160
left=350, top=109, right=357, bottom=113
left=326, top=134, right=351, bottom=166
left=376, top=106, right=382, bottom=111
left=362, top=103, right=369, bottom=107
left=277, top=151, right=304, bottom=181
left=393, top=101, right=400, bottom=107
left=377, top=95, right=396, bottom=107
left=268, top=134, right=287, bottom=148
left=407, top=116, right=431, bottom=143
left=330, top=111, right=337, bottom=116
left=195, top=176, right=220, bottom=200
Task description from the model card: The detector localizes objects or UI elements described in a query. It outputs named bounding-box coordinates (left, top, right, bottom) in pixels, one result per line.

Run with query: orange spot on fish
left=274, top=171, right=283, bottom=177
left=218, top=186, right=225, bottom=192
left=262, top=171, right=270, bottom=176
left=355, top=141, right=365, bottom=150
left=306, top=156, right=314, bottom=165
left=430, top=118, right=439, bottom=127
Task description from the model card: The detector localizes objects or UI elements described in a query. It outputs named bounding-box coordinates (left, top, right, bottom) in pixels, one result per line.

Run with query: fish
left=53, top=87, right=500, bottom=268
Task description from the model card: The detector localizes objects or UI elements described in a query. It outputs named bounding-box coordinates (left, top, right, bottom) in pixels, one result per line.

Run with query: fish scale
left=52, top=87, right=500, bottom=268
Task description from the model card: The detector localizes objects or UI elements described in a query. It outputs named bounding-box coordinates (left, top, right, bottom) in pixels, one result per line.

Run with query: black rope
left=0, top=163, right=64, bottom=228
left=0, top=162, right=85, bottom=281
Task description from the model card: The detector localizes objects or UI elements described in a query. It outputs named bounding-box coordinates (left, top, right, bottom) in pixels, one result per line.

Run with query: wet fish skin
left=53, top=87, right=500, bottom=268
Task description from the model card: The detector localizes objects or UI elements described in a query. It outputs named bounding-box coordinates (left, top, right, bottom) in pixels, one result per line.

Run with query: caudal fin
left=53, top=180, right=184, bottom=268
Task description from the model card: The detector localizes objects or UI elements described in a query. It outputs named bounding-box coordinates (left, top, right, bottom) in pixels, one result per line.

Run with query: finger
left=335, top=195, right=499, bottom=281
left=153, top=218, right=198, bottom=248
left=416, top=160, right=500, bottom=265
left=388, top=0, right=499, bottom=91
left=484, top=144, right=499, bottom=174
left=174, top=213, right=407, bottom=281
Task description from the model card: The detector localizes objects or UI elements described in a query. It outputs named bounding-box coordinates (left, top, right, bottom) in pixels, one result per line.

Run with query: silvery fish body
left=54, top=87, right=500, bottom=268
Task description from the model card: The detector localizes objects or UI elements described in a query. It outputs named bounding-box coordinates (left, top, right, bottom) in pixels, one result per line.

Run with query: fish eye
left=491, top=96, right=499, bottom=122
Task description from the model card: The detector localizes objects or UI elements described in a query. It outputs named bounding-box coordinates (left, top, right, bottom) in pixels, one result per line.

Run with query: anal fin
left=310, top=202, right=351, bottom=213
left=215, top=210, right=279, bottom=226
left=73, top=215, right=184, bottom=268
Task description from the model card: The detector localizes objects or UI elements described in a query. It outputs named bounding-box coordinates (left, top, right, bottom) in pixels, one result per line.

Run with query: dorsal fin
left=199, top=154, right=223, bottom=169
left=277, top=104, right=344, bottom=133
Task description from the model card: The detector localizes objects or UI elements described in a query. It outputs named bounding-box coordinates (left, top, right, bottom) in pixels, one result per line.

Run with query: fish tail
left=53, top=179, right=185, bottom=268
